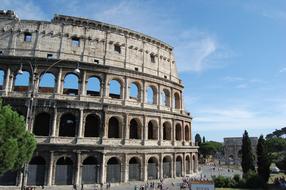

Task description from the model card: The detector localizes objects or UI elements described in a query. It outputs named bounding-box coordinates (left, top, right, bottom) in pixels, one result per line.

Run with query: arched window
left=148, top=120, right=158, bottom=140
left=163, top=156, right=172, bottom=178
left=0, top=69, right=4, bottom=90
left=109, top=79, right=121, bottom=99
left=186, top=155, right=191, bottom=174
left=129, top=82, right=139, bottom=100
left=82, top=157, right=99, bottom=184
left=146, top=86, right=155, bottom=104
left=176, top=156, right=182, bottom=177
left=147, top=157, right=158, bottom=180
left=33, top=112, right=51, bottom=136
left=163, top=122, right=171, bottom=140
left=106, top=157, right=121, bottom=183
left=129, top=119, right=141, bottom=139
left=185, top=125, right=190, bottom=141
left=84, top=114, right=100, bottom=137
left=59, top=113, right=76, bottom=137
left=129, top=157, right=141, bottom=181
left=108, top=117, right=120, bottom=138
left=87, top=76, right=100, bottom=96
left=175, top=124, right=182, bottom=141
left=63, top=73, right=79, bottom=95
left=27, top=156, right=46, bottom=186
left=192, top=155, right=197, bottom=173
left=14, top=71, right=30, bottom=92
left=174, top=92, right=180, bottom=109
left=161, top=89, right=170, bottom=107
left=39, top=73, right=56, bottom=93
left=55, top=157, right=73, bottom=185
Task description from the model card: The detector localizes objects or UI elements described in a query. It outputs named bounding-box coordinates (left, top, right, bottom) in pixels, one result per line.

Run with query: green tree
left=256, top=135, right=270, bottom=184
left=202, top=136, right=206, bottom=143
left=199, top=141, right=223, bottom=158
left=195, top=133, right=202, bottom=146
left=241, top=130, right=255, bottom=175
left=0, top=101, right=36, bottom=175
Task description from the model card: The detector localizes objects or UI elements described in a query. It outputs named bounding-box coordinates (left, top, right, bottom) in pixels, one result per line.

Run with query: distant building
left=224, top=137, right=258, bottom=165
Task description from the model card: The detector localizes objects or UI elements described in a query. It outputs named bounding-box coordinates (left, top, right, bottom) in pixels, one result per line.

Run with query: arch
left=33, top=112, right=51, bottom=136
left=185, top=125, right=190, bottom=141
left=14, top=71, right=30, bottom=92
left=176, top=156, right=182, bottom=177
left=163, top=121, right=172, bottom=140
left=82, top=156, right=100, bottom=184
left=106, top=157, right=121, bottom=183
left=129, top=82, right=139, bottom=100
left=129, top=157, right=141, bottom=181
left=147, top=157, right=158, bottom=180
left=163, top=156, right=172, bottom=178
left=148, top=120, right=158, bottom=140
left=146, top=86, right=156, bottom=104
left=175, top=124, right=182, bottom=141
left=39, top=72, right=56, bottom=93
left=129, top=118, right=141, bottom=139
left=63, top=73, right=79, bottom=95
left=27, top=156, right=46, bottom=186
left=0, top=69, right=4, bottom=90
left=186, top=155, right=191, bottom=174
left=108, top=117, right=120, bottom=138
left=192, top=155, right=197, bottom=173
left=59, top=113, right=76, bottom=137
left=161, top=89, right=170, bottom=107
left=87, top=76, right=101, bottom=96
left=173, top=92, right=180, bottom=109
left=55, top=157, right=73, bottom=185
left=84, top=114, right=100, bottom=137
left=109, top=79, right=122, bottom=99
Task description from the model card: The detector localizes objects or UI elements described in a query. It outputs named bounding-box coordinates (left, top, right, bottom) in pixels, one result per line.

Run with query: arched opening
left=87, top=76, right=101, bottom=96
left=161, top=89, right=170, bottom=107
left=82, top=157, right=100, bottom=184
left=129, top=157, right=141, bottom=181
left=163, top=156, right=172, bottom=178
left=129, top=118, right=141, bottom=139
left=14, top=71, right=30, bottom=92
left=84, top=114, right=100, bottom=137
left=163, top=122, right=171, bottom=140
left=186, top=156, right=191, bottom=174
left=106, top=157, right=121, bottom=183
left=63, top=73, right=79, bottom=95
left=173, top=92, right=180, bottom=109
left=55, top=157, right=73, bottom=185
left=27, top=156, right=46, bottom=186
left=59, top=113, right=76, bottom=137
left=129, top=82, right=139, bottom=100
left=108, top=117, right=120, bottom=138
left=185, top=125, right=190, bottom=141
left=0, top=170, right=18, bottom=186
left=146, top=86, right=156, bottom=104
left=109, top=79, right=121, bottom=99
left=33, top=112, right=51, bottom=136
left=147, top=157, right=158, bottom=180
left=176, top=156, right=182, bottom=177
left=192, top=155, right=197, bottom=173
left=175, top=124, right=182, bottom=141
left=0, top=69, right=4, bottom=90
left=148, top=120, right=158, bottom=140
left=39, top=73, right=55, bottom=93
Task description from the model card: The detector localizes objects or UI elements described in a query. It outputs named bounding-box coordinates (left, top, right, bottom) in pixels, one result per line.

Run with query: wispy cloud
left=279, top=67, right=286, bottom=73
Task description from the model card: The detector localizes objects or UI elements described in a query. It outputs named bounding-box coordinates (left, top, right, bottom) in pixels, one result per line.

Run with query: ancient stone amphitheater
left=0, top=10, right=198, bottom=188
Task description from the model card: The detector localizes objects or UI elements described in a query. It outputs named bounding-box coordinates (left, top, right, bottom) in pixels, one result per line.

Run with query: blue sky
left=2, top=0, right=286, bottom=141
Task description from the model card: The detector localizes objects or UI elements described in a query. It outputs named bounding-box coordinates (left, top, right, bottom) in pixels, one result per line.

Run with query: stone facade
left=224, top=137, right=258, bottom=165
left=0, top=10, right=198, bottom=188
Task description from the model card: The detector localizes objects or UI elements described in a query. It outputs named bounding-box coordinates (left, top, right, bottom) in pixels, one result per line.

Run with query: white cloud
left=279, top=67, right=286, bottom=73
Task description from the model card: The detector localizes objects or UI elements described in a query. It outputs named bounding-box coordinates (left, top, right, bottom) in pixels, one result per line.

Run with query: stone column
left=173, top=153, right=176, bottom=178
left=8, top=73, right=14, bottom=92
left=172, top=119, right=175, bottom=145
left=157, top=84, right=161, bottom=109
left=47, top=151, right=54, bottom=186
left=170, top=88, right=174, bottom=111
left=143, top=116, right=148, bottom=143
left=141, top=80, right=146, bottom=106
left=182, top=153, right=186, bottom=177
left=159, top=117, right=163, bottom=145
left=51, top=108, right=57, bottom=137
left=56, top=68, right=62, bottom=94
left=143, top=155, right=148, bottom=181
left=100, top=154, right=106, bottom=184
left=159, top=154, right=163, bottom=179
left=81, top=70, right=86, bottom=96
left=123, top=154, right=128, bottom=182
left=123, top=76, right=128, bottom=103
left=124, top=113, right=129, bottom=142
left=78, top=109, right=84, bottom=138
left=4, top=67, right=10, bottom=95
left=75, top=152, right=81, bottom=186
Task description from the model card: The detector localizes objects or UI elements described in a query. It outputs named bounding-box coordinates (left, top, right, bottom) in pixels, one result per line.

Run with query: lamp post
left=18, top=57, right=80, bottom=190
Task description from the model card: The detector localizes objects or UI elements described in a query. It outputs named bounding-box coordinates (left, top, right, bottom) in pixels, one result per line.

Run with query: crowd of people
left=274, top=176, right=286, bottom=189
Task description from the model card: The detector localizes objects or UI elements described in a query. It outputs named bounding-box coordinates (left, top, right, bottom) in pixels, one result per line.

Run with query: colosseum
left=0, top=10, right=198, bottom=188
